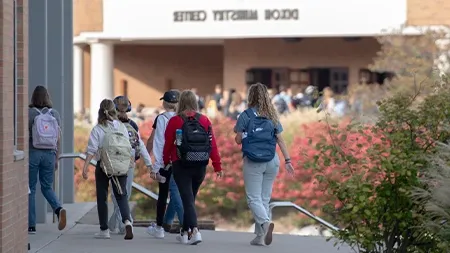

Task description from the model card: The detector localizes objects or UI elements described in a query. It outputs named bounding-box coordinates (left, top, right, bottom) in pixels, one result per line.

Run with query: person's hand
left=147, top=165, right=153, bottom=172
left=216, top=171, right=224, bottom=179
left=285, top=162, right=295, bottom=177
left=150, top=172, right=157, bottom=180
left=82, top=168, right=88, bottom=180
left=54, top=161, right=59, bottom=171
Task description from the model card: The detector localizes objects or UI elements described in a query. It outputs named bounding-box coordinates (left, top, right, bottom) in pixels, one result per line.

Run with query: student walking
left=146, top=90, right=184, bottom=238
left=28, top=85, right=67, bottom=234
left=234, top=83, right=295, bottom=246
left=82, top=99, right=134, bottom=240
left=108, top=96, right=154, bottom=234
left=163, top=90, right=223, bottom=245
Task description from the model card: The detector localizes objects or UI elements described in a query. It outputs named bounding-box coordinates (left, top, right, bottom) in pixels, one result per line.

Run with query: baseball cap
left=160, top=90, right=179, bottom=103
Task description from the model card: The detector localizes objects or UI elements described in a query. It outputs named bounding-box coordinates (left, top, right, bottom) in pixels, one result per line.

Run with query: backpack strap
left=33, top=107, right=42, bottom=115
left=161, top=112, right=170, bottom=121
left=98, top=123, right=112, bottom=134
left=244, top=109, right=257, bottom=135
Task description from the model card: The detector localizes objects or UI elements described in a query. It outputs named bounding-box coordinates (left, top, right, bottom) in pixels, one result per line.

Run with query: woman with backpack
left=146, top=90, right=184, bottom=239
left=82, top=99, right=134, bottom=240
left=234, top=83, right=295, bottom=246
left=163, top=90, right=223, bottom=245
left=28, top=85, right=67, bottom=234
left=108, top=96, right=154, bottom=235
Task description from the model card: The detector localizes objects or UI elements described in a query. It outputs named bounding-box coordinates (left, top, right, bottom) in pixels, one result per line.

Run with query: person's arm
left=146, top=130, right=156, bottom=155
left=53, top=110, right=62, bottom=160
left=163, top=117, right=177, bottom=166
left=138, top=133, right=153, bottom=169
left=233, top=111, right=248, bottom=145
left=83, top=128, right=100, bottom=171
left=205, top=117, right=222, bottom=172
left=152, top=116, right=167, bottom=173
left=275, top=123, right=291, bottom=162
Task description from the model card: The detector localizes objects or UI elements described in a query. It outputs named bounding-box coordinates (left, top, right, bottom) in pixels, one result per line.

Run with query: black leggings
left=95, top=162, right=130, bottom=231
left=156, top=168, right=172, bottom=226
left=172, top=161, right=206, bottom=232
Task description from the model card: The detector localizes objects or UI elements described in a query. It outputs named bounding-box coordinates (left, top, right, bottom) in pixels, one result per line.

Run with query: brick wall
left=407, top=0, right=450, bottom=26
left=0, top=0, right=29, bottom=252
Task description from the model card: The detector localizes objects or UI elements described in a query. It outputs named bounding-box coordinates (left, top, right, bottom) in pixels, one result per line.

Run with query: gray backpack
left=32, top=107, right=59, bottom=149
left=99, top=123, right=132, bottom=194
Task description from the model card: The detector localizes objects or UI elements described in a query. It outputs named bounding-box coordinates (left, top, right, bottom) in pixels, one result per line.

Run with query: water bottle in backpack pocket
left=31, top=107, right=60, bottom=149
left=241, top=109, right=277, bottom=163
left=176, top=113, right=212, bottom=166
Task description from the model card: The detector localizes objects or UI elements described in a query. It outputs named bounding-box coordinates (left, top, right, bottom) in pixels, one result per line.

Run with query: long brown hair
left=247, top=83, right=279, bottom=125
left=29, top=85, right=53, bottom=108
left=97, top=99, right=117, bottom=125
left=176, top=90, right=198, bottom=115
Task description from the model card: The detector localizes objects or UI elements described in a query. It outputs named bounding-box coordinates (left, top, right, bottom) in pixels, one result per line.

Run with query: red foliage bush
left=276, top=120, right=387, bottom=216
left=73, top=115, right=385, bottom=222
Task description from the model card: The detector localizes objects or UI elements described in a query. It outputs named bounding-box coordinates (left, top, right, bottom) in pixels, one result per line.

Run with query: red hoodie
left=163, top=111, right=222, bottom=172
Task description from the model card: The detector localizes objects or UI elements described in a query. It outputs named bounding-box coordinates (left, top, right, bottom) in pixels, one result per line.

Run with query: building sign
left=173, top=9, right=299, bottom=22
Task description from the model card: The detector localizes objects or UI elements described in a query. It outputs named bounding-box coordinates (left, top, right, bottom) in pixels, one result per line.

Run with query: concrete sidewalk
left=29, top=224, right=351, bottom=253
left=28, top=202, right=351, bottom=253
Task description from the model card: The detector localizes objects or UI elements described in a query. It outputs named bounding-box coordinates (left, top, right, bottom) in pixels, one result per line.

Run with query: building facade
left=74, top=0, right=450, bottom=123
left=0, top=0, right=73, bottom=252
left=0, top=0, right=29, bottom=252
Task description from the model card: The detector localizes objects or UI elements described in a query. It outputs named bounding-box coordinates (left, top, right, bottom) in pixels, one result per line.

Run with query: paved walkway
left=28, top=203, right=352, bottom=253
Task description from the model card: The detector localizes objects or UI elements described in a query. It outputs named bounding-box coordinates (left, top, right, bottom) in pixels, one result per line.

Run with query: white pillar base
left=90, top=42, right=114, bottom=124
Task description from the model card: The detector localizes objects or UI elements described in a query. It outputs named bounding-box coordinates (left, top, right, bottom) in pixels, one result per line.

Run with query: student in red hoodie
left=163, top=90, right=223, bottom=245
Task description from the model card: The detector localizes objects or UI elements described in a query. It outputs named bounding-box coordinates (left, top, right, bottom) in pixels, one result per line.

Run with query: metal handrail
left=54, top=152, right=161, bottom=222
left=269, top=201, right=340, bottom=232
left=56, top=153, right=339, bottom=232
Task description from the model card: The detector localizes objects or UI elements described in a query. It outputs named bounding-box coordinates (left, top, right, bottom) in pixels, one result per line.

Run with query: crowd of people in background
left=192, top=83, right=381, bottom=121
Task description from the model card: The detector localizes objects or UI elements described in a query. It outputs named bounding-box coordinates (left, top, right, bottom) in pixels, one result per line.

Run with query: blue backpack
left=241, top=109, right=277, bottom=163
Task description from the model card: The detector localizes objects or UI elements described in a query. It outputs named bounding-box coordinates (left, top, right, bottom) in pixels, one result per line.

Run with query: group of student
left=27, top=83, right=295, bottom=246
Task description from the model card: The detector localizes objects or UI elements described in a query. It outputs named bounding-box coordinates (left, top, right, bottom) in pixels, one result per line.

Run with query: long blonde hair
left=176, top=90, right=198, bottom=116
left=247, top=83, right=279, bottom=125
left=98, top=99, right=117, bottom=125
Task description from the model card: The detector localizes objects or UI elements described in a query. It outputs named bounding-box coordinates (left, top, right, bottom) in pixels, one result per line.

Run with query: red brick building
left=0, top=0, right=29, bottom=252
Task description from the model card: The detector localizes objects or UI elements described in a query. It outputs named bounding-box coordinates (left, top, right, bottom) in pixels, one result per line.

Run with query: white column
left=90, top=42, right=114, bottom=124
left=73, top=44, right=84, bottom=114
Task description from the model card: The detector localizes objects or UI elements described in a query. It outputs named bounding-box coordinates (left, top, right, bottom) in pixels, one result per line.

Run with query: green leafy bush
left=308, top=79, right=450, bottom=252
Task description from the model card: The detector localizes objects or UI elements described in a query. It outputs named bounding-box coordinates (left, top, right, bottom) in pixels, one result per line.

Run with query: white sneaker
left=262, top=222, right=274, bottom=246
left=176, top=231, right=188, bottom=244
left=94, top=229, right=111, bottom=239
left=124, top=220, right=134, bottom=240
left=188, top=228, right=202, bottom=245
left=146, top=225, right=164, bottom=239
left=250, top=235, right=264, bottom=246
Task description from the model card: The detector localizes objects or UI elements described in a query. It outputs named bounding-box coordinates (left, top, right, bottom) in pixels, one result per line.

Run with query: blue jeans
left=163, top=174, right=184, bottom=225
left=29, top=148, right=61, bottom=227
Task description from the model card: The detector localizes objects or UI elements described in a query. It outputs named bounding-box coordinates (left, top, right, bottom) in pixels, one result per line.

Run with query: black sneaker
left=55, top=208, right=67, bottom=231
left=28, top=227, right=36, bottom=234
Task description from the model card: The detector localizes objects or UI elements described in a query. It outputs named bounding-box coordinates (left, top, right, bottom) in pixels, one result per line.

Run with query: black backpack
left=177, top=113, right=212, bottom=166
